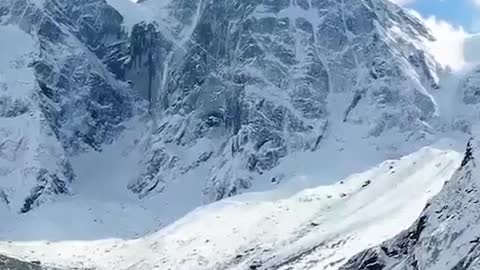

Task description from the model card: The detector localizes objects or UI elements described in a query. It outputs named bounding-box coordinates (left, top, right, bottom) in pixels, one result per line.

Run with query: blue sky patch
left=404, top=0, right=480, bottom=32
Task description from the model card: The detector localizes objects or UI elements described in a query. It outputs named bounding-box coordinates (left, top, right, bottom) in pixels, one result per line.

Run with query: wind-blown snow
left=0, top=146, right=462, bottom=269
left=409, top=10, right=480, bottom=71
left=419, top=14, right=468, bottom=71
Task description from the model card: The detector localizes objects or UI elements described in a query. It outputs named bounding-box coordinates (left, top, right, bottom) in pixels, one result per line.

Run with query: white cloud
left=409, top=10, right=474, bottom=70
left=387, top=0, right=480, bottom=69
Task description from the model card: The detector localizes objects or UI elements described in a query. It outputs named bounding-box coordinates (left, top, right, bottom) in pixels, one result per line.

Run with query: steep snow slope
left=0, top=146, right=462, bottom=269
left=339, top=139, right=480, bottom=270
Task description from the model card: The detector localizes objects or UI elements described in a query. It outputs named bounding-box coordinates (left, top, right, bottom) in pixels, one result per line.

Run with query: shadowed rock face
left=0, top=254, right=59, bottom=270
left=340, top=139, right=480, bottom=270
left=123, top=22, right=172, bottom=109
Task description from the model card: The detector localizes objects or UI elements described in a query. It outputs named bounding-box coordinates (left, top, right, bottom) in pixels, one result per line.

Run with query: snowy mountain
left=0, top=0, right=450, bottom=215
left=0, top=0, right=480, bottom=269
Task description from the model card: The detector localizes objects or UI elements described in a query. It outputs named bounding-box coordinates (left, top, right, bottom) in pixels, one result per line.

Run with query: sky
left=392, top=0, right=480, bottom=32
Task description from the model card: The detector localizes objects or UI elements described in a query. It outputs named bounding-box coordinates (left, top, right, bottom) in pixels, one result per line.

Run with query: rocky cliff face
left=0, top=0, right=133, bottom=213
left=0, top=0, right=460, bottom=213
left=126, top=0, right=444, bottom=201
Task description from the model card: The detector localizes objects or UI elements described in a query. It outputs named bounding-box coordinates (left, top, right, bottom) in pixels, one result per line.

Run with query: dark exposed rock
left=0, top=0, right=133, bottom=212
left=0, top=254, right=59, bottom=270
left=20, top=167, right=72, bottom=213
